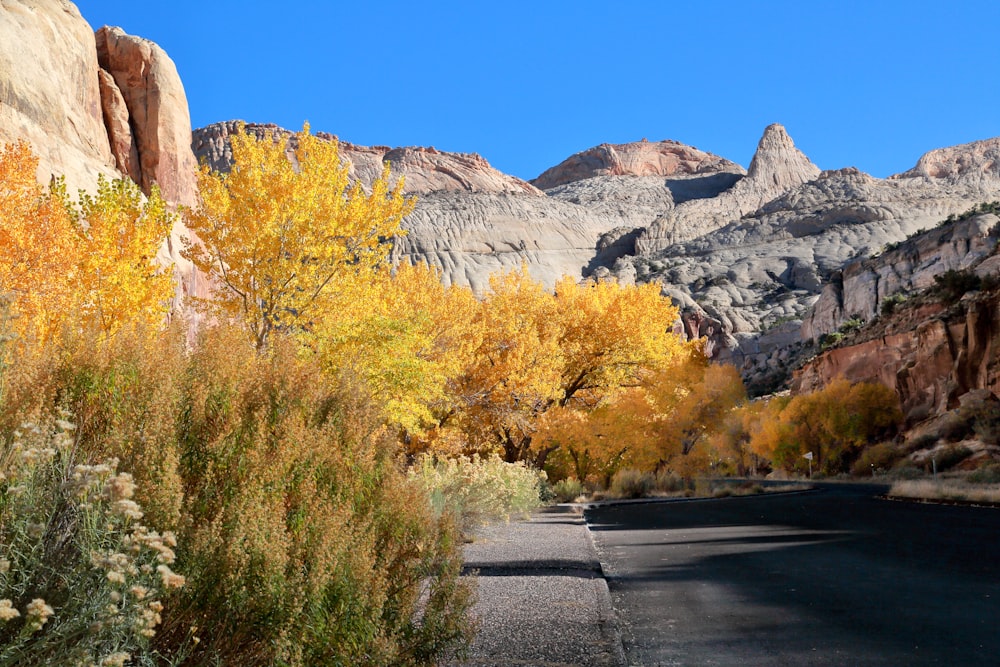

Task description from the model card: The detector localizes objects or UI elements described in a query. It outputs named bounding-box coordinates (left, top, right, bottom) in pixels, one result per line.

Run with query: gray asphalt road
left=586, top=484, right=1000, bottom=666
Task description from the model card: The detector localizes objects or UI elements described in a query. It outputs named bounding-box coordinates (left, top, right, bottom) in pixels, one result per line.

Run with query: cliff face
left=794, top=293, right=1000, bottom=423
left=0, top=2, right=203, bottom=307
left=0, top=0, right=117, bottom=191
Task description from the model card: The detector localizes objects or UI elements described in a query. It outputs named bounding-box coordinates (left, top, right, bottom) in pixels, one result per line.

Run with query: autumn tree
left=0, top=141, right=174, bottom=349
left=0, top=140, right=77, bottom=349
left=449, top=268, right=694, bottom=465
left=313, top=260, right=480, bottom=437
left=750, top=379, right=901, bottom=474
left=183, top=123, right=413, bottom=352
left=651, top=362, right=747, bottom=465
left=72, top=176, right=175, bottom=337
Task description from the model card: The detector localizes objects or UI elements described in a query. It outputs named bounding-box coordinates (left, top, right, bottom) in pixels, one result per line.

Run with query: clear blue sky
left=74, top=1, right=1000, bottom=181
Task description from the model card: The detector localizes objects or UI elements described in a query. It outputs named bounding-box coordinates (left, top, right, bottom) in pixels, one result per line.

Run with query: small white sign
left=803, top=452, right=814, bottom=460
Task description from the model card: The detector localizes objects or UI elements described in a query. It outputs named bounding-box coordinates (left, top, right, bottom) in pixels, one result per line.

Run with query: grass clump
left=968, top=463, right=1000, bottom=484
left=551, top=478, right=585, bottom=503
left=888, top=479, right=1000, bottom=504
left=609, top=468, right=655, bottom=499
left=409, top=454, right=544, bottom=531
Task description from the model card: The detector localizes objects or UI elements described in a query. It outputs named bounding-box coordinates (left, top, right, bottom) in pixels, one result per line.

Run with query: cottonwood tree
left=183, top=123, right=413, bottom=352
left=0, top=140, right=77, bottom=349
left=0, top=141, right=174, bottom=348
left=450, top=268, right=694, bottom=465
left=73, top=176, right=175, bottom=337
left=750, top=379, right=901, bottom=474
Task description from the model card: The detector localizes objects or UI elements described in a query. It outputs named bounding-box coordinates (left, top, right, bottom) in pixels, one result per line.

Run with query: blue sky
left=74, top=1, right=1000, bottom=181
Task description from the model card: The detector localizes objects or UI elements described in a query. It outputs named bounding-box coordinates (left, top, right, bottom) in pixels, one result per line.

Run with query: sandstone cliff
left=0, top=2, right=203, bottom=308
left=0, top=0, right=118, bottom=191
left=794, top=292, right=1000, bottom=424
left=531, top=139, right=745, bottom=190
left=634, top=124, right=821, bottom=252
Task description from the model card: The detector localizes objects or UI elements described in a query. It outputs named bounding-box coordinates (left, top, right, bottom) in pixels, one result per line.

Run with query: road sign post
left=803, top=451, right=813, bottom=477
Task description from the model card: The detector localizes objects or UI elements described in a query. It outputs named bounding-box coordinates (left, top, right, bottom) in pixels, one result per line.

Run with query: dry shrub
left=409, top=454, right=544, bottom=531
left=551, top=478, right=585, bottom=503
left=159, top=327, right=474, bottom=666
left=610, top=468, right=655, bottom=499
left=0, top=324, right=475, bottom=666
left=0, top=417, right=181, bottom=666
left=851, top=442, right=904, bottom=476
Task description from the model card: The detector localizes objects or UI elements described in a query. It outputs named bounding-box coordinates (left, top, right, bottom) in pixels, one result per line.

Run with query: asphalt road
left=586, top=484, right=1000, bottom=666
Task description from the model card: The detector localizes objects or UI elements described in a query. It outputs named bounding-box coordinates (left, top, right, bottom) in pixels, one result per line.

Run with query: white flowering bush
left=409, top=454, right=545, bottom=530
left=0, top=415, right=183, bottom=666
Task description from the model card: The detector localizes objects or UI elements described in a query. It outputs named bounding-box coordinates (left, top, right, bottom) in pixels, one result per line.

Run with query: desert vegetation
left=3, top=127, right=987, bottom=662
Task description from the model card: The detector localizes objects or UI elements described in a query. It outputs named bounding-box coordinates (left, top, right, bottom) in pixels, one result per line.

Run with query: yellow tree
left=454, top=268, right=695, bottom=464
left=0, top=140, right=78, bottom=350
left=313, top=261, right=480, bottom=437
left=73, top=176, right=175, bottom=337
left=183, top=123, right=413, bottom=352
left=751, top=379, right=901, bottom=474
left=654, top=362, right=747, bottom=460
left=456, top=268, right=564, bottom=462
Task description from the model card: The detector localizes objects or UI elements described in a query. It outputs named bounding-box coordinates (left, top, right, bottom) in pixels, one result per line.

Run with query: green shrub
left=410, top=454, right=544, bottom=530
left=819, top=332, right=843, bottom=350
left=0, top=417, right=182, bottom=666
left=610, top=468, right=655, bottom=499
left=968, top=462, right=1000, bottom=484
left=933, top=445, right=973, bottom=471
left=551, top=478, right=585, bottom=503
left=838, top=317, right=865, bottom=335
left=932, top=269, right=981, bottom=301
left=851, top=442, right=903, bottom=476
left=881, top=293, right=908, bottom=316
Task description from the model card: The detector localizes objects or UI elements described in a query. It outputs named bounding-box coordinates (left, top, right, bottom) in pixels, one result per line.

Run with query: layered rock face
left=95, top=26, right=198, bottom=206
left=604, top=135, right=1000, bottom=392
left=634, top=124, right=821, bottom=253
left=794, top=294, right=1000, bottom=424
left=0, top=0, right=118, bottom=191
left=193, top=122, right=668, bottom=292
left=0, top=3, right=203, bottom=308
left=532, top=139, right=745, bottom=189
left=801, top=213, right=1000, bottom=341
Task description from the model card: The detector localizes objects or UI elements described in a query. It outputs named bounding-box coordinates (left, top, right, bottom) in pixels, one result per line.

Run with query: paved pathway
left=449, top=505, right=625, bottom=667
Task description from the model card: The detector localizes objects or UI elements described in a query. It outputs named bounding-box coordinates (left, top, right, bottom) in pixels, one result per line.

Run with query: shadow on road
left=586, top=483, right=1000, bottom=665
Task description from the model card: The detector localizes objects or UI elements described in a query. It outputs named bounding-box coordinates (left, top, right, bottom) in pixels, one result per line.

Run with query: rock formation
left=794, top=292, right=1000, bottom=424
left=7, top=0, right=1000, bottom=409
left=801, top=213, right=1000, bottom=341
left=634, top=124, right=821, bottom=253
left=193, top=122, right=670, bottom=293
left=95, top=26, right=198, bottom=206
left=0, top=3, right=203, bottom=310
left=0, top=0, right=118, bottom=191
left=531, top=139, right=745, bottom=190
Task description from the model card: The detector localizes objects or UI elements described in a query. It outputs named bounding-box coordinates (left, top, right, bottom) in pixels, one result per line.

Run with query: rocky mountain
left=0, top=1, right=203, bottom=307
left=6, top=0, right=1000, bottom=407
left=603, top=137, right=1000, bottom=392
left=793, top=210, right=1000, bottom=423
